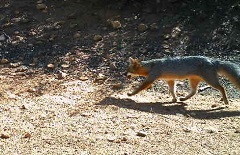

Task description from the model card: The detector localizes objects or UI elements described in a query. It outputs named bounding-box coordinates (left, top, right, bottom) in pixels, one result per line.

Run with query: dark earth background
left=0, top=1, right=240, bottom=155
left=1, top=0, right=240, bottom=77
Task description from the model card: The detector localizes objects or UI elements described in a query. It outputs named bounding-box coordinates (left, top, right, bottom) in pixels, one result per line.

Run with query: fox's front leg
left=127, top=77, right=155, bottom=96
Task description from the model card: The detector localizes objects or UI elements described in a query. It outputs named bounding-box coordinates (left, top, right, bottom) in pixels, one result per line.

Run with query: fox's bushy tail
left=216, top=60, right=240, bottom=89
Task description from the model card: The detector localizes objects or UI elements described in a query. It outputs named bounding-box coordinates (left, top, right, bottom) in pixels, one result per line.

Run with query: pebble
left=16, top=66, right=28, bottom=72
left=0, top=58, right=9, bottom=64
left=61, top=64, right=70, bottom=68
left=171, top=26, right=181, bottom=38
left=183, top=127, right=192, bottom=133
left=80, top=112, right=92, bottom=117
left=9, top=62, right=22, bottom=68
left=162, top=44, right=170, bottom=49
left=23, top=132, right=31, bottom=138
left=111, top=20, right=122, bottom=29
left=57, top=71, right=67, bottom=79
left=204, top=127, right=218, bottom=133
left=95, top=73, right=107, bottom=81
left=27, top=88, right=37, bottom=93
left=73, top=32, right=81, bottom=39
left=79, top=76, right=88, bottom=81
left=20, top=105, right=27, bottom=110
left=36, top=0, right=43, bottom=3
left=0, top=133, right=10, bottom=139
left=138, top=23, right=148, bottom=32
left=150, top=23, right=159, bottom=30
left=112, top=83, right=123, bottom=90
left=47, top=63, right=55, bottom=69
left=136, top=131, right=147, bottom=137
left=107, top=136, right=116, bottom=142
left=211, top=104, right=218, bottom=108
left=234, top=128, right=240, bottom=133
left=93, top=35, right=102, bottom=41
left=36, top=3, right=47, bottom=10
left=109, top=62, right=117, bottom=70
left=163, top=34, right=171, bottom=40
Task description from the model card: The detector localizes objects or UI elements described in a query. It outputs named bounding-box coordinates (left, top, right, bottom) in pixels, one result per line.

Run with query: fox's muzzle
left=127, top=74, right=131, bottom=79
left=125, top=71, right=131, bottom=79
left=126, top=72, right=135, bottom=79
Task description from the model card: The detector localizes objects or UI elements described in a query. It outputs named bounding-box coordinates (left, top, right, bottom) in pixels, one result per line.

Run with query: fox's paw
left=171, top=98, right=177, bottom=103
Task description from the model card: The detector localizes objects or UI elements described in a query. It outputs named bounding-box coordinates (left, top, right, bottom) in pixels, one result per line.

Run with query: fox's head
left=126, top=57, right=149, bottom=78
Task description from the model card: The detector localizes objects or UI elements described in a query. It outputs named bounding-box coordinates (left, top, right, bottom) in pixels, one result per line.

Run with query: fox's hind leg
left=166, top=80, right=177, bottom=102
left=180, top=78, right=201, bottom=101
left=201, top=73, right=229, bottom=104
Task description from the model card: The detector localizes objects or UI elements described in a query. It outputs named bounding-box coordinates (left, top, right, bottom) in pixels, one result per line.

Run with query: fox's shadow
left=97, top=97, right=240, bottom=119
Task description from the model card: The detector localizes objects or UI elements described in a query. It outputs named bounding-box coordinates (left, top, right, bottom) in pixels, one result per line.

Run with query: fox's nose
left=126, top=72, right=132, bottom=79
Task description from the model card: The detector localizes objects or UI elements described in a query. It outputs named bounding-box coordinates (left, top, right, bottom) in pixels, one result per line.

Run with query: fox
left=126, top=56, right=240, bottom=104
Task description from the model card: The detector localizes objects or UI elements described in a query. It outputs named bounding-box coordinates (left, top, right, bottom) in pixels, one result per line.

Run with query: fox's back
left=142, top=56, right=216, bottom=77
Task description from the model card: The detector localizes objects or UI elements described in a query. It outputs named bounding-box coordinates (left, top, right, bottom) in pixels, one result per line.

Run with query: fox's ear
left=129, top=57, right=139, bottom=64
left=129, top=57, right=135, bottom=63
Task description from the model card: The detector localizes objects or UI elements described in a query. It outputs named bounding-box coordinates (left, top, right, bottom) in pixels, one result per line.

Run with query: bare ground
left=1, top=0, right=240, bottom=155
left=0, top=68, right=239, bottom=155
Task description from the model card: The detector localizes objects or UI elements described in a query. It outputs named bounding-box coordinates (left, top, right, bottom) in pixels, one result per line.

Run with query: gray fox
left=127, top=56, right=240, bottom=104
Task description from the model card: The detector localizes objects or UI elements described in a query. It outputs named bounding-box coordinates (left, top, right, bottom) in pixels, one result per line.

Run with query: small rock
left=69, top=23, right=78, bottom=28
left=164, top=49, right=171, bottom=53
left=47, top=63, right=55, bottom=69
left=67, top=13, right=77, bottom=19
left=36, top=3, right=47, bottom=10
left=109, top=62, right=117, bottom=70
left=79, top=76, right=88, bottom=81
left=6, top=92, right=19, bottom=99
left=121, top=137, right=127, bottom=142
left=111, top=20, right=122, bottom=29
left=150, top=23, right=159, bottom=30
left=93, top=35, right=102, bottom=41
left=9, top=62, right=22, bottom=68
left=0, top=34, right=7, bottom=41
left=61, top=64, right=70, bottom=68
left=163, top=34, right=171, bottom=40
left=107, top=136, right=116, bottom=142
left=73, top=32, right=81, bottom=39
left=36, top=0, right=43, bottom=3
left=95, top=73, right=107, bottom=81
left=211, top=104, right=218, bottom=108
left=136, top=131, right=147, bottom=137
left=16, top=66, right=28, bottom=72
left=23, top=132, right=31, bottom=138
left=171, top=26, right=181, bottom=38
left=81, top=113, right=92, bottom=117
left=138, top=23, right=148, bottom=32
left=20, top=105, right=27, bottom=110
left=57, top=71, right=67, bottom=79
left=0, top=133, right=10, bottom=139
left=162, top=44, right=170, bottom=49
left=204, top=127, right=218, bottom=133
left=1, top=58, right=9, bottom=64
left=27, top=88, right=37, bottom=93
left=49, top=34, right=57, bottom=41
left=234, top=128, right=240, bottom=133
left=183, top=127, right=192, bottom=133
left=112, top=83, right=123, bottom=90
left=126, top=114, right=139, bottom=119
